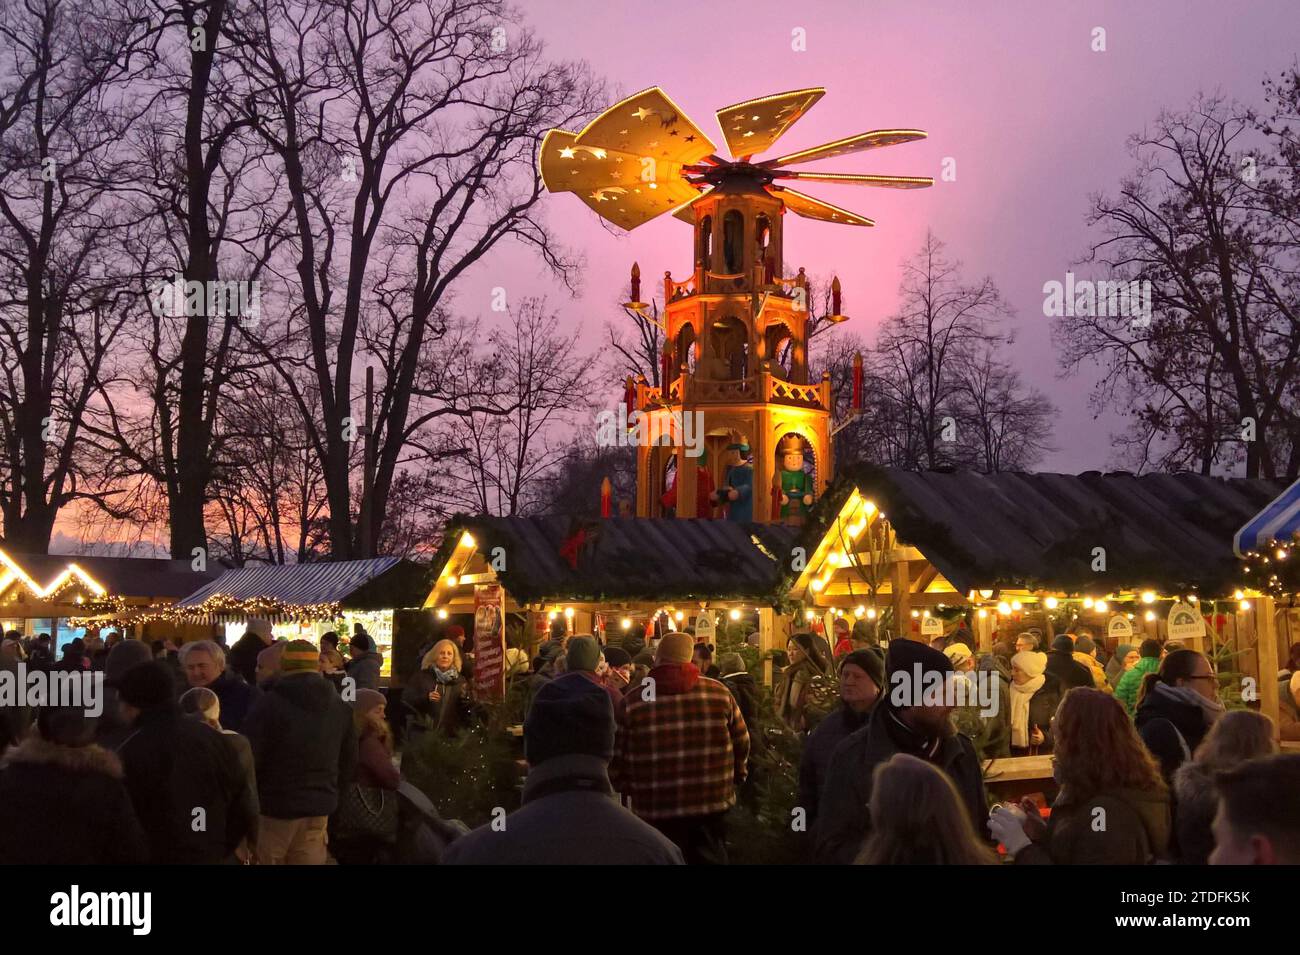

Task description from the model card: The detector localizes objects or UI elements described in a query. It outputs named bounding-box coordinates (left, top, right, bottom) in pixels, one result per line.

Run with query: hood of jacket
left=1135, top=684, right=1210, bottom=739
left=648, top=661, right=700, bottom=696
left=1, top=736, right=123, bottom=778
left=1067, top=784, right=1171, bottom=852
left=269, top=671, right=339, bottom=712
left=1172, top=760, right=1216, bottom=809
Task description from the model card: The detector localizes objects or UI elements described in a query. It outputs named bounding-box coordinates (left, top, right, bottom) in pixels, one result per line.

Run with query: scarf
left=882, top=705, right=942, bottom=761
left=1151, top=680, right=1225, bottom=725
left=433, top=666, right=459, bottom=685
left=1009, top=674, right=1045, bottom=748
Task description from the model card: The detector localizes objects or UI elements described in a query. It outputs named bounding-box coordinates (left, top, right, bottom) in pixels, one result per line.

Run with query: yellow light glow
left=977, top=608, right=988, bottom=618
left=863, top=501, right=876, bottom=515
left=811, top=579, right=825, bottom=592
left=1234, top=590, right=1245, bottom=600
left=564, top=607, right=574, bottom=618
left=1141, top=591, right=1156, bottom=604
left=1011, top=600, right=1022, bottom=611
left=621, top=618, right=631, bottom=629
left=1083, top=597, right=1094, bottom=609
left=922, top=610, right=930, bottom=618
left=674, top=611, right=684, bottom=622
left=1189, top=595, right=1198, bottom=603
left=1277, top=548, right=1288, bottom=560
left=866, top=608, right=878, bottom=619
left=726, top=609, right=739, bottom=621
left=446, top=575, right=458, bottom=587
left=1096, top=601, right=1108, bottom=613
left=1240, top=599, right=1251, bottom=610
left=997, top=601, right=1011, bottom=614
left=436, top=608, right=448, bottom=620
left=854, top=605, right=865, bottom=617
left=547, top=611, right=557, bottom=621
left=1145, top=611, right=1156, bottom=622
left=462, top=533, right=476, bottom=548
left=910, top=610, right=919, bottom=618
left=805, top=610, right=815, bottom=620
left=1044, top=597, right=1058, bottom=609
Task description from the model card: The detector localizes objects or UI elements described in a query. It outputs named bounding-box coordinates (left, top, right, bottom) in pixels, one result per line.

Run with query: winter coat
left=346, top=650, right=384, bottom=690
left=243, top=672, right=358, bottom=819
left=721, top=671, right=759, bottom=729
left=612, top=662, right=749, bottom=821
left=1010, top=676, right=1063, bottom=755
left=1134, top=687, right=1212, bottom=783
left=798, top=705, right=871, bottom=829
left=0, top=737, right=148, bottom=864
left=815, top=703, right=988, bottom=865
left=775, top=657, right=827, bottom=731
left=442, top=754, right=684, bottom=865
left=973, top=657, right=1012, bottom=759
left=1171, top=760, right=1219, bottom=864
left=1045, top=649, right=1094, bottom=691
left=227, top=632, right=268, bottom=686
left=402, top=668, right=470, bottom=736
left=116, top=706, right=257, bottom=863
left=1115, top=656, right=1160, bottom=716
left=206, top=669, right=261, bottom=735
left=1073, top=651, right=1111, bottom=692
left=356, top=729, right=400, bottom=790
left=1016, top=784, right=1170, bottom=865
left=1279, top=677, right=1300, bottom=741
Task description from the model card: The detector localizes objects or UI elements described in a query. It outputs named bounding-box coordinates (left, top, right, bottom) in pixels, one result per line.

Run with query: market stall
left=168, top=557, right=432, bottom=682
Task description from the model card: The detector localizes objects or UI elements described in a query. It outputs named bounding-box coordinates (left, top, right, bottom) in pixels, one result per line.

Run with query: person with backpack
left=1134, top=649, right=1224, bottom=783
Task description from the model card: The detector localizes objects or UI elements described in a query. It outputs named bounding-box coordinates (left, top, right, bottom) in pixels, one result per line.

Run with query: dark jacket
left=223, top=730, right=260, bottom=847
left=1016, top=785, right=1171, bottom=865
left=1135, top=686, right=1212, bottom=783
left=721, top=671, right=759, bottom=729
left=402, top=668, right=469, bottom=736
left=243, top=672, right=357, bottom=819
left=799, top=705, right=871, bottom=830
left=1045, top=649, right=1094, bottom=691
left=1171, top=760, right=1219, bottom=864
left=442, top=754, right=683, bottom=865
left=1011, top=677, right=1063, bottom=754
left=206, top=669, right=261, bottom=735
left=816, top=704, right=987, bottom=864
left=346, top=651, right=384, bottom=690
left=227, top=633, right=268, bottom=686
left=0, top=737, right=148, bottom=864
left=117, top=706, right=256, bottom=863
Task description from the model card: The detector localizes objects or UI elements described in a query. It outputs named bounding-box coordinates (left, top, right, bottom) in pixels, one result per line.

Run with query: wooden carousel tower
left=540, top=87, right=931, bottom=524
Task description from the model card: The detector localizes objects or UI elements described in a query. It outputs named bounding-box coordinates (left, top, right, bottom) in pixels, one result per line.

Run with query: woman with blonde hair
left=1172, top=709, right=1277, bottom=864
left=856, top=753, right=997, bottom=865
left=401, top=639, right=468, bottom=737
left=989, top=688, right=1171, bottom=864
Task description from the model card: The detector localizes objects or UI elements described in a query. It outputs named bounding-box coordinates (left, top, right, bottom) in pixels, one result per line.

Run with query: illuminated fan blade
left=774, top=171, right=933, bottom=189
left=763, top=129, right=927, bottom=168
left=572, top=87, right=717, bottom=166
left=715, top=87, right=825, bottom=159
left=540, top=129, right=701, bottom=230
left=673, top=186, right=713, bottom=223
left=768, top=186, right=874, bottom=226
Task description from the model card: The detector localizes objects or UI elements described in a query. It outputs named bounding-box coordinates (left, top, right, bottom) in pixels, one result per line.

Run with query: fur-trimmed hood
left=0, top=736, right=123, bottom=779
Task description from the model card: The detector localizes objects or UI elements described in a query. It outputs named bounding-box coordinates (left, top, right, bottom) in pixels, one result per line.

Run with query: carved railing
left=664, top=271, right=697, bottom=301
left=767, top=374, right=829, bottom=410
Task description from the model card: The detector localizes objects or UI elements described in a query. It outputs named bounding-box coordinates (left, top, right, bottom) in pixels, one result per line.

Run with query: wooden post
left=976, top=610, right=993, bottom=652
left=891, top=559, right=912, bottom=640
left=1256, top=596, right=1281, bottom=739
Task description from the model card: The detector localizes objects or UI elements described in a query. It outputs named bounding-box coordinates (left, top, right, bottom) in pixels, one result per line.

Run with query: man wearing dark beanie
left=814, top=640, right=988, bottom=864
left=115, top=661, right=257, bottom=863
left=1046, top=633, right=1094, bottom=691
left=443, top=672, right=683, bottom=864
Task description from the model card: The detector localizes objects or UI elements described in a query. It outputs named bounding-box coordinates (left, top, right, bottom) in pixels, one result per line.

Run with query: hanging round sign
left=1107, top=614, right=1134, bottom=641
left=1167, top=602, right=1206, bottom=641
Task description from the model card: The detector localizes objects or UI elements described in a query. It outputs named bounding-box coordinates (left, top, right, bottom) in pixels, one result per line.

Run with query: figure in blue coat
left=712, top=442, right=754, bottom=522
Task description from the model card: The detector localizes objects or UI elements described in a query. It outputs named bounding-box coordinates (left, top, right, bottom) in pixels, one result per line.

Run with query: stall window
left=723, top=210, right=744, bottom=273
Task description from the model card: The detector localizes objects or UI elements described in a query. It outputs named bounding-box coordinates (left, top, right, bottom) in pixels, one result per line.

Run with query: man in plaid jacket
left=612, top=632, right=750, bottom=864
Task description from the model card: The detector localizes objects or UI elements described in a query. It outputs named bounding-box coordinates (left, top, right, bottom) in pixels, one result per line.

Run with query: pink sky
left=459, top=0, right=1300, bottom=473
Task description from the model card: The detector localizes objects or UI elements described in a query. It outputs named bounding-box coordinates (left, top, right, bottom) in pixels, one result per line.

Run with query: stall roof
left=175, top=557, right=428, bottom=611
left=6, top=552, right=221, bottom=600
left=800, top=466, right=1283, bottom=596
left=436, top=515, right=799, bottom=605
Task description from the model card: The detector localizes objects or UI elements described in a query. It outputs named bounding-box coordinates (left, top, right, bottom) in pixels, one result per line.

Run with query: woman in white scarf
left=1010, top=650, right=1049, bottom=751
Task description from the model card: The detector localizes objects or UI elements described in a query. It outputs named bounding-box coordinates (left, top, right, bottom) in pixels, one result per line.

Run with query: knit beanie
left=1074, top=635, right=1096, bottom=654
left=116, top=661, right=177, bottom=709
left=105, top=639, right=154, bottom=688
left=1052, top=634, right=1075, bottom=653
left=656, top=632, right=694, bottom=665
left=349, top=688, right=386, bottom=715
left=718, top=652, right=746, bottom=675
left=841, top=648, right=885, bottom=690
left=602, top=646, right=632, bottom=669
left=1012, top=650, right=1047, bottom=678
left=886, top=638, right=953, bottom=681
left=280, top=639, right=320, bottom=674
left=566, top=635, right=602, bottom=673
left=524, top=672, right=616, bottom=766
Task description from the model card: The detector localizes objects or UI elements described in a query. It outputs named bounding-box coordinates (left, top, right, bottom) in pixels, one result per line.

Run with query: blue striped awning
left=174, top=557, right=401, bottom=610
left=1234, top=477, right=1300, bottom=556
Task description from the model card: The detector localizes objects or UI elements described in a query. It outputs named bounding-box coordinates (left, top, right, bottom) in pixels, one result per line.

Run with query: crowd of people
left=1, top=617, right=1299, bottom=866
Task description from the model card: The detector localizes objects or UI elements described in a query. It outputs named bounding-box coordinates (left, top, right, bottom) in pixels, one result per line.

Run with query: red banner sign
left=473, top=583, right=506, bottom=702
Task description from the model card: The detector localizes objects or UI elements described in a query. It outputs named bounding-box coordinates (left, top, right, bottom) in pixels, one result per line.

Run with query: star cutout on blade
left=559, top=147, right=576, bottom=159
left=632, top=107, right=650, bottom=120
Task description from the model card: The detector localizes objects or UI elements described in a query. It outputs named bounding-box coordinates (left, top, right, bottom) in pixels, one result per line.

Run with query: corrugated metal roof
left=441, top=516, right=798, bottom=604
left=175, top=557, right=402, bottom=608
left=823, top=467, right=1283, bottom=595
